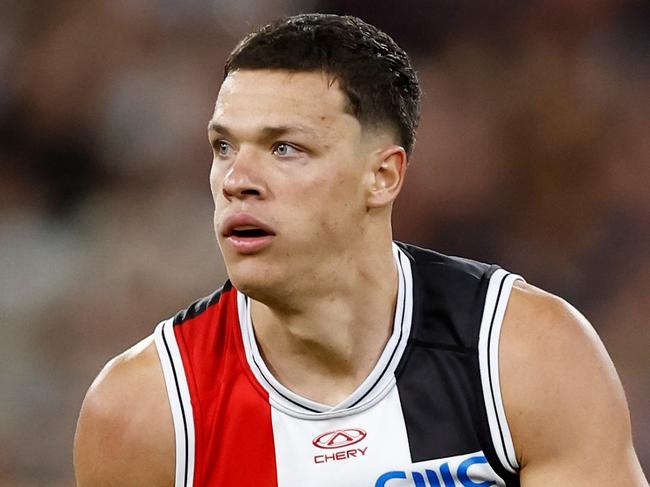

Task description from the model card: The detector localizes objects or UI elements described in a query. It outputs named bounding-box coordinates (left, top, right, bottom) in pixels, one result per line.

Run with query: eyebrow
left=207, top=122, right=318, bottom=141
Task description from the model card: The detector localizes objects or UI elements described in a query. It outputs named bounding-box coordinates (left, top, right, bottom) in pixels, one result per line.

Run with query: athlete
left=74, top=14, right=647, bottom=487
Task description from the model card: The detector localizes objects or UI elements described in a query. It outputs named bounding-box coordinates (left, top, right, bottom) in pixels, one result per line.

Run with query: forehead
left=211, top=70, right=358, bottom=137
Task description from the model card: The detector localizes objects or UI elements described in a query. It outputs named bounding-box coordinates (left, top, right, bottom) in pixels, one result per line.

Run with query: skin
left=502, top=283, right=647, bottom=485
left=73, top=70, right=648, bottom=486
left=209, top=70, right=405, bottom=401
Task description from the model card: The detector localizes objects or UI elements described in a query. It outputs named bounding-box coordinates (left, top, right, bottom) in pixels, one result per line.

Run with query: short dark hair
left=224, top=13, right=421, bottom=156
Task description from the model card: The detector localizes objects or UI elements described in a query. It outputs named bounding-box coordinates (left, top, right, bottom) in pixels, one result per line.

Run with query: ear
left=367, top=145, right=408, bottom=208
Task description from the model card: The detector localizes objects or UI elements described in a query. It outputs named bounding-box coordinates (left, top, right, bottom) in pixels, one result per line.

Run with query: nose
left=221, top=150, right=267, bottom=201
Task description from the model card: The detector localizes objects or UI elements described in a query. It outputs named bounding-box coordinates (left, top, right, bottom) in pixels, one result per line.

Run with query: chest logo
left=312, top=428, right=367, bottom=449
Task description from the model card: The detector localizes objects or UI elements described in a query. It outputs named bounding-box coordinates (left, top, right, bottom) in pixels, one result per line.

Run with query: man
left=74, top=13, right=647, bottom=487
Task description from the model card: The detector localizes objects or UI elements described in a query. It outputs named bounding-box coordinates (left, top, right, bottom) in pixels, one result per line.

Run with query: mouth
left=225, top=225, right=274, bottom=239
left=221, top=215, right=276, bottom=254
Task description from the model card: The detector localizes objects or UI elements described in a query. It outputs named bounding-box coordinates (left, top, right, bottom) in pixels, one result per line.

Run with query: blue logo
left=375, top=454, right=496, bottom=487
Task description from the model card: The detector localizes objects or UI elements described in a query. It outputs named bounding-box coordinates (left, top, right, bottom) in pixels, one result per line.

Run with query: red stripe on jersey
left=173, top=287, right=278, bottom=486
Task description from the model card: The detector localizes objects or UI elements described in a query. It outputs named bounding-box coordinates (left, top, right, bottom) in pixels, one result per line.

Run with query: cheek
left=329, top=168, right=368, bottom=209
left=209, top=161, right=224, bottom=202
left=302, top=172, right=365, bottom=225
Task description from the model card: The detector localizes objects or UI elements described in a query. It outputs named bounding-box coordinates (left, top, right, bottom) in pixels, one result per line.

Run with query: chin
left=225, top=258, right=283, bottom=301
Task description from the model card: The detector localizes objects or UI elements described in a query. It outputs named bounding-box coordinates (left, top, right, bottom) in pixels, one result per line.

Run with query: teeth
left=233, top=226, right=259, bottom=231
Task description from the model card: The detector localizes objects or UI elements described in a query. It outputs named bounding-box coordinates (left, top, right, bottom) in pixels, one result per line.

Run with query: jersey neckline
left=236, top=243, right=414, bottom=419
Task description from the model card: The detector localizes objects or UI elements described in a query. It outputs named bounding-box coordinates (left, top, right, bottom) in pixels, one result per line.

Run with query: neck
left=249, top=237, right=398, bottom=405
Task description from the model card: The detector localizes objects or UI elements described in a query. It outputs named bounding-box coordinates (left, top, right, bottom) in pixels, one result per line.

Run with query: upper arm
left=500, top=282, right=648, bottom=486
left=74, top=336, right=175, bottom=487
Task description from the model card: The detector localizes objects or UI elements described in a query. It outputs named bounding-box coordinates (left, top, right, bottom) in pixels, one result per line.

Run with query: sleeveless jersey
left=153, top=242, right=522, bottom=487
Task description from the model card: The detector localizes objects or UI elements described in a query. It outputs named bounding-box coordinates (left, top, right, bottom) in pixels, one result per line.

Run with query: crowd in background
left=1, top=0, right=648, bottom=484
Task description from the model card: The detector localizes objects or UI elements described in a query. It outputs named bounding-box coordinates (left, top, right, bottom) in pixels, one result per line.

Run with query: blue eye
left=216, top=140, right=233, bottom=156
left=273, top=143, right=299, bottom=157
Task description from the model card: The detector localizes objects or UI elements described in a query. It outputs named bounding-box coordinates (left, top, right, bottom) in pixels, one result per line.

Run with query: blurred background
left=0, top=0, right=648, bottom=484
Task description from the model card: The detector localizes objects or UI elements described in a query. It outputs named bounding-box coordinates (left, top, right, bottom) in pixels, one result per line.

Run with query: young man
left=74, top=14, right=647, bottom=487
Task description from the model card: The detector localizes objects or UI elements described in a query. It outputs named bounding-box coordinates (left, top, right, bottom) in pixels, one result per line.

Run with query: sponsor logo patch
left=312, top=428, right=367, bottom=449
left=375, top=454, right=497, bottom=487
left=312, top=428, right=368, bottom=464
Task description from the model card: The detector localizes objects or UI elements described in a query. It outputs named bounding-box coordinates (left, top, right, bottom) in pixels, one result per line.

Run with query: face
left=208, top=70, right=386, bottom=300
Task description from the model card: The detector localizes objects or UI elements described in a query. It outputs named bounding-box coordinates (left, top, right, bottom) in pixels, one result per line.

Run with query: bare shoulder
left=499, top=281, right=647, bottom=486
left=74, top=335, right=174, bottom=487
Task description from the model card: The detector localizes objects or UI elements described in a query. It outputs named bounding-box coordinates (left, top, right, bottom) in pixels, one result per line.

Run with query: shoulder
left=74, top=335, right=174, bottom=487
left=499, top=281, right=646, bottom=483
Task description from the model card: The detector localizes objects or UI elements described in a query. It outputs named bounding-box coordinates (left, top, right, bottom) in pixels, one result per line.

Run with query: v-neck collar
left=237, top=243, right=414, bottom=419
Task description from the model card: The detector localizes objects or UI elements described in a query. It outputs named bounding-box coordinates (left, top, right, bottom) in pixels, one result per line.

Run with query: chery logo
left=312, top=428, right=368, bottom=464
left=312, top=428, right=367, bottom=449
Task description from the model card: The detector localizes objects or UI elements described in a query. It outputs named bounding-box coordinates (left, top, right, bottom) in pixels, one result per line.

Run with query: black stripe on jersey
left=396, top=341, right=482, bottom=461
left=394, top=245, right=520, bottom=486
left=173, top=280, right=233, bottom=326
left=161, top=325, right=189, bottom=487
left=486, top=273, right=518, bottom=472
left=395, top=253, right=485, bottom=462
left=407, top=338, right=473, bottom=354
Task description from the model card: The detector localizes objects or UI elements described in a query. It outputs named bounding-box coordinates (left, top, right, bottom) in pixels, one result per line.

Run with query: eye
left=214, top=140, right=234, bottom=157
left=272, top=142, right=300, bottom=157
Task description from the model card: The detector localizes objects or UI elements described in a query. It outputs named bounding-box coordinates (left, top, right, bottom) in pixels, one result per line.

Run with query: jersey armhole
left=478, top=270, right=523, bottom=475
left=153, top=319, right=195, bottom=487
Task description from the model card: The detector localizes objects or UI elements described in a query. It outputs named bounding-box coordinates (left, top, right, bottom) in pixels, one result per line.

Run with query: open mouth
left=221, top=215, right=275, bottom=253
left=229, top=226, right=272, bottom=238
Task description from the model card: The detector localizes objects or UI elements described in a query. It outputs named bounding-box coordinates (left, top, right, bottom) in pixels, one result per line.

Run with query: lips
left=221, top=213, right=275, bottom=254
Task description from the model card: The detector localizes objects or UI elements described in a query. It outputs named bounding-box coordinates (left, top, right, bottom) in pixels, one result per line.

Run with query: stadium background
left=0, top=0, right=648, bottom=484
